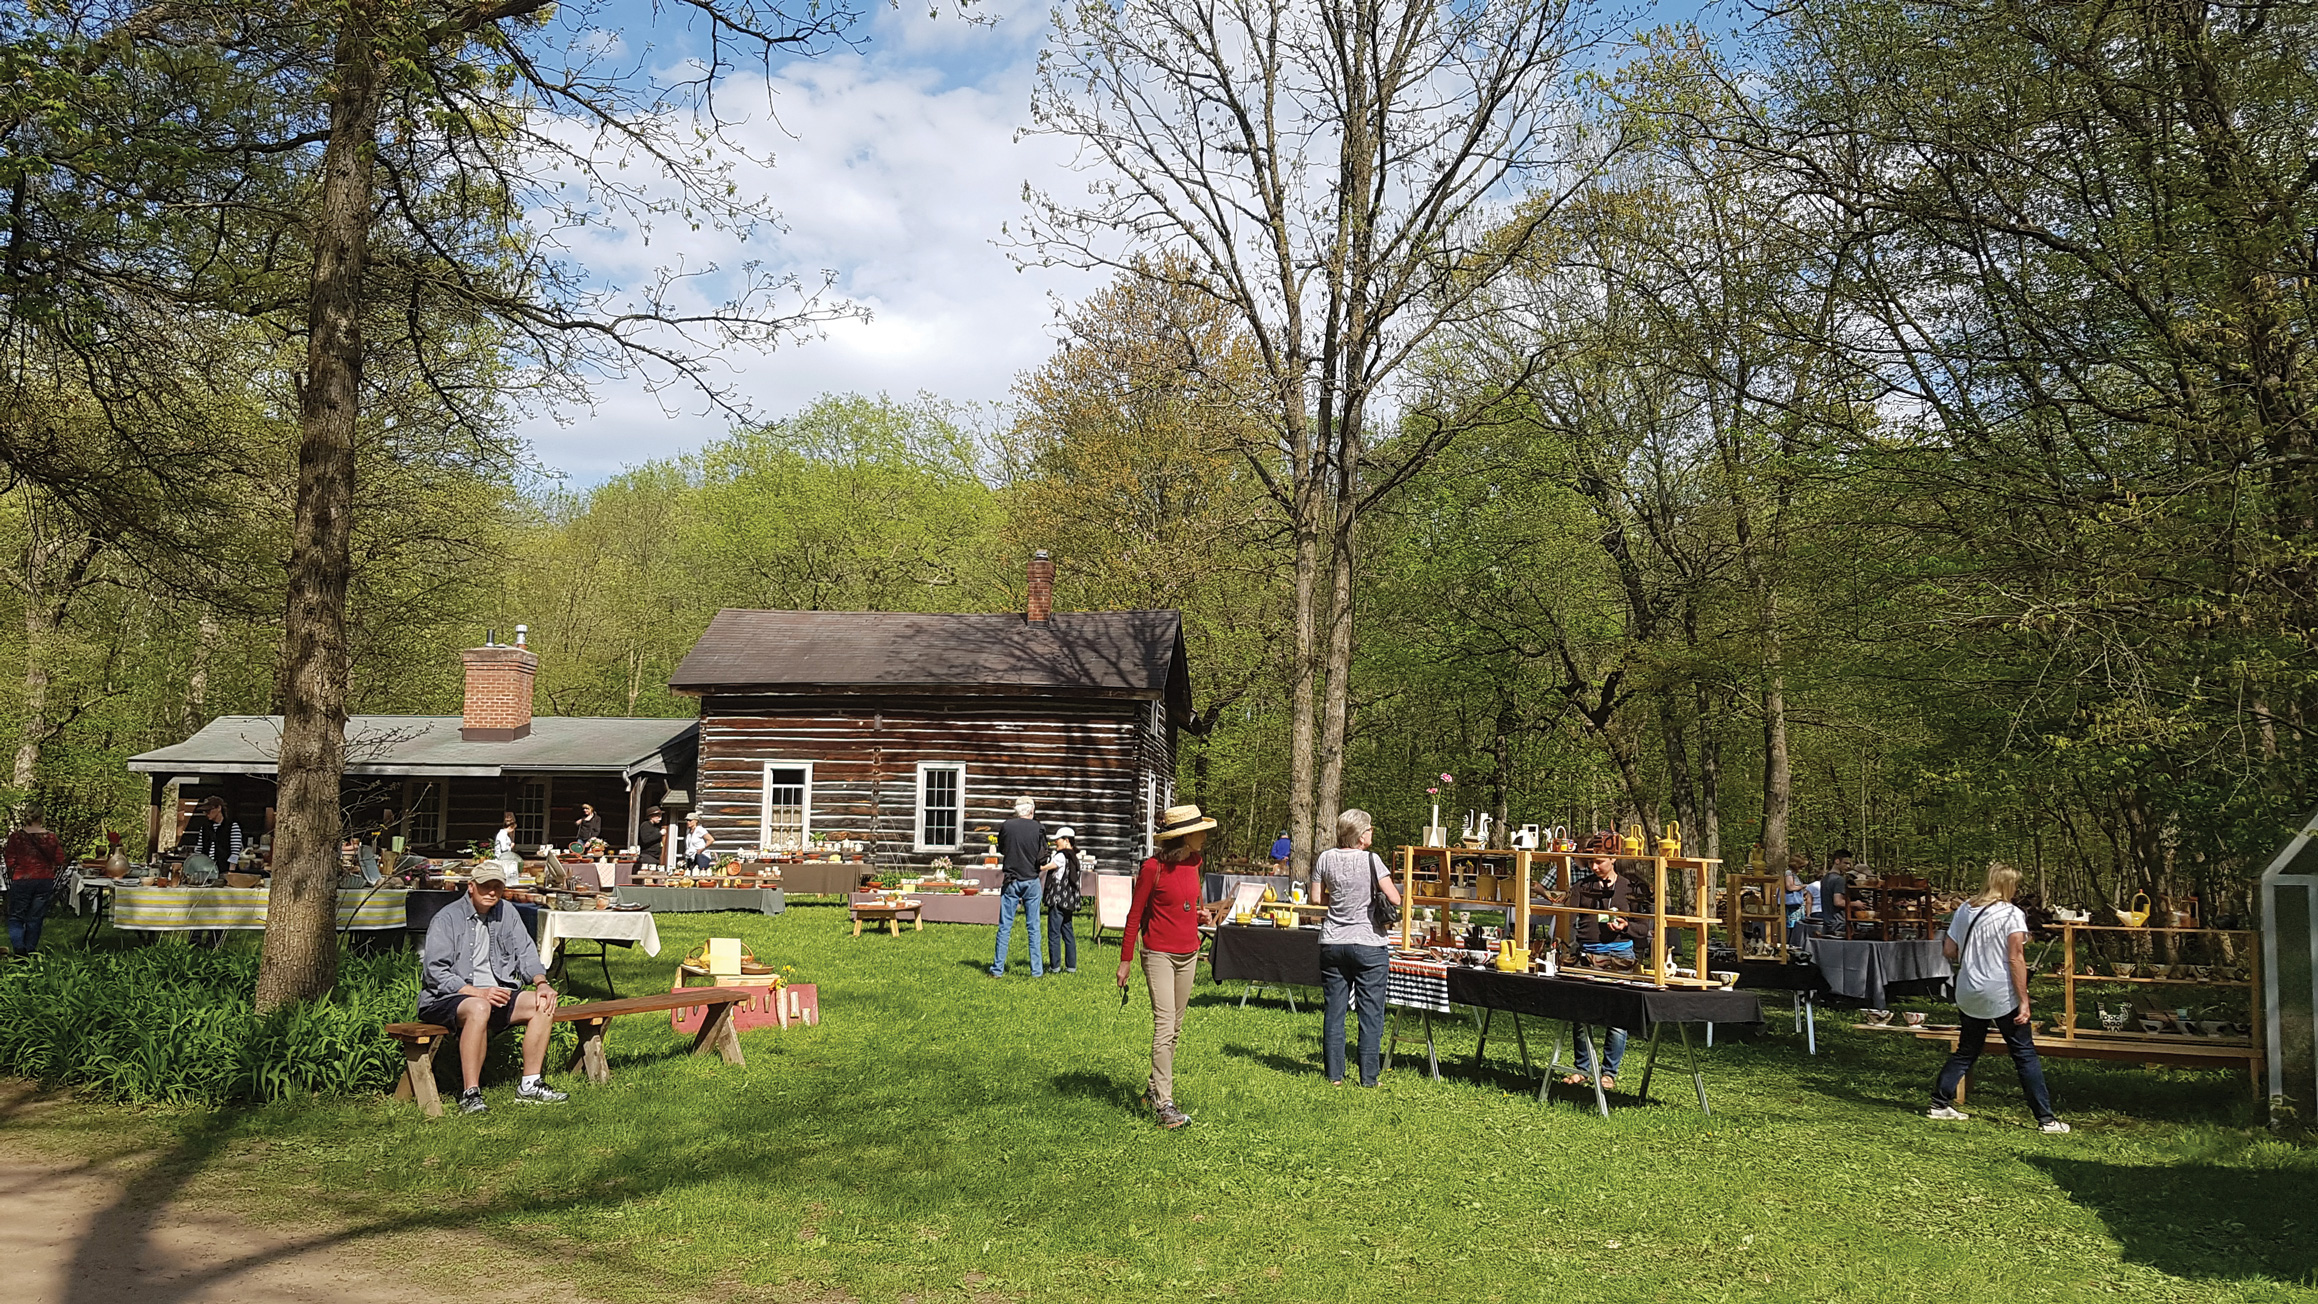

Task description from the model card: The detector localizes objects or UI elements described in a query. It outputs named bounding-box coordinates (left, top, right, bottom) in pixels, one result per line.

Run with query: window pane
left=921, top=767, right=960, bottom=848
left=764, top=766, right=808, bottom=851
left=515, top=779, right=547, bottom=846
left=407, top=782, right=443, bottom=845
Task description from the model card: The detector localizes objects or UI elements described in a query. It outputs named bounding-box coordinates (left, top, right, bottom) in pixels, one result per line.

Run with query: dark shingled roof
left=668, top=609, right=1190, bottom=712
left=129, top=715, right=698, bottom=778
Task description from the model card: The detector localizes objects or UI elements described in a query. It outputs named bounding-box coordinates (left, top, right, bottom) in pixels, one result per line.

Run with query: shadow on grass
left=1052, top=1068, right=1140, bottom=1115
left=2028, top=1156, right=2318, bottom=1286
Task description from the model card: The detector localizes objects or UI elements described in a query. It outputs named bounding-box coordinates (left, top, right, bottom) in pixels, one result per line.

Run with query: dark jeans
left=1318, top=942, right=1389, bottom=1086
left=6, top=880, right=55, bottom=953
left=5, top=884, right=55, bottom=954
left=1046, top=907, right=1078, bottom=972
left=1933, top=1007, right=2056, bottom=1122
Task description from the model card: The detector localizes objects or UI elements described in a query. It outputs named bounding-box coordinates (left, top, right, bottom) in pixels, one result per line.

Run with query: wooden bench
left=1908, top=1026, right=2263, bottom=1101
left=385, top=987, right=752, bottom=1116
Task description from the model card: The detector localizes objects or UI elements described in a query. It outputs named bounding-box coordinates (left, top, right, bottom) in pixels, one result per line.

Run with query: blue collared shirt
left=419, top=893, right=545, bottom=1008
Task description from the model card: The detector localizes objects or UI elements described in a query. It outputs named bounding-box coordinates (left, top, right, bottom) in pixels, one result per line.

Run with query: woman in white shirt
left=1929, top=861, right=2067, bottom=1133
left=684, top=813, right=714, bottom=871
left=493, top=811, right=518, bottom=865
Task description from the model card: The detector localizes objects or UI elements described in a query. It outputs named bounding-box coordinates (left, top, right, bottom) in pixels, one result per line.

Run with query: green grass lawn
left=11, top=902, right=2318, bottom=1303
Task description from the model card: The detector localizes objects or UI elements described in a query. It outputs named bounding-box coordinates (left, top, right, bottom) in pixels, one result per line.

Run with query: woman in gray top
left=1310, top=808, right=1402, bottom=1086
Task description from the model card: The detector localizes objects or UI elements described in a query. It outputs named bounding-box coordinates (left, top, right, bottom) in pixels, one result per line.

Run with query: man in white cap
left=418, top=863, right=567, bottom=1114
left=990, top=796, right=1048, bottom=977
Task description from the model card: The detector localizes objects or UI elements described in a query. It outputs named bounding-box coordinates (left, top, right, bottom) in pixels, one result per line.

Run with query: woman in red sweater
left=1116, top=803, right=1215, bottom=1129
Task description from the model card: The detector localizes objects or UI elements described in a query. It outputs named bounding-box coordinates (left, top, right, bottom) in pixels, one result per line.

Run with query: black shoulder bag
left=1366, top=851, right=1401, bottom=933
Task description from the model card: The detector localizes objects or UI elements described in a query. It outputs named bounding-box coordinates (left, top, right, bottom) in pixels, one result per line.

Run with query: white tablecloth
left=538, top=909, right=662, bottom=964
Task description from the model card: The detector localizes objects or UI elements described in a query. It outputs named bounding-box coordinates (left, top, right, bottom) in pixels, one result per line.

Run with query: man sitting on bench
left=420, top=863, right=569, bottom=1114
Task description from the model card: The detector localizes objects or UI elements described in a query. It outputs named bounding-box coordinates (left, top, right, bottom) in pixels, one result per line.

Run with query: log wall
left=696, top=693, right=1176, bottom=872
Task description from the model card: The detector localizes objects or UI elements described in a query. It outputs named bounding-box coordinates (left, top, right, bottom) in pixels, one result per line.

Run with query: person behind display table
left=183, top=797, right=246, bottom=883
left=1817, top=849, right=1855, bottom=935
left=416, top=862, right=569, bottom=1115
left=683, top=813, right=715, bottom=871
left=1117, top=803, right=1216, bottom=1130
left=639, top=805, right=668, bottom=864
left=1310, top=807, right=1402, bottom=1088
left=574, top=802, right=602, bottom=849
left=1783, top=860, right=1810, bottom=942
left=4, top=806, right=64, bottom=955
left=1042, top=825, right=1091, bottom=976
left=493, top=810, right=519, bottom=864
left=1561, top=831, right=1653, bottom=1090
left=1929, top=861, right=2068, bottom=1133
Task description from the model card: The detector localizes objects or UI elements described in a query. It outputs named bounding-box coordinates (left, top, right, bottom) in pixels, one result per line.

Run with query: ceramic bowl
left=1902, top=1011, right=1927, bottom=1027
left=2110, top=963, right=2137, bottom=978
left=1863, top=1009, right=1894, bottom=1026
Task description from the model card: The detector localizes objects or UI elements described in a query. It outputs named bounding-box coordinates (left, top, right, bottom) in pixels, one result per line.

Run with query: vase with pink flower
left=1424, top=773, right=1454, bottom=847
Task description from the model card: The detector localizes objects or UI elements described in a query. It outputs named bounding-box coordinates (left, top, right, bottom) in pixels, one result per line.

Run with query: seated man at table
left=419, top=864, right=568, bottom=1114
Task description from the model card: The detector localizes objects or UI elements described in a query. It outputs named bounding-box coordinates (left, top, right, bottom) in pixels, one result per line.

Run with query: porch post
left=627, top=774, right=646, bottom=852
left=144, top=774, right=167, bottom=860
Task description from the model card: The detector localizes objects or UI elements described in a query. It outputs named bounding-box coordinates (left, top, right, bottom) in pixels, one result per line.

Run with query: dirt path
left=0, top=1097, right=584, bottom=1304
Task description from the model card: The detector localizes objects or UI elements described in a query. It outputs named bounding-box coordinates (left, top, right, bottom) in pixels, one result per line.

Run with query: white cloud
left=514, top=7, right=1096, bottom=483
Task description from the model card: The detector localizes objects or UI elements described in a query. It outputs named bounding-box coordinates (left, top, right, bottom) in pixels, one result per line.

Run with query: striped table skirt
left=1388, top=956, right=1452, bottom=1012
left=112, top=886, right=410, bottom=932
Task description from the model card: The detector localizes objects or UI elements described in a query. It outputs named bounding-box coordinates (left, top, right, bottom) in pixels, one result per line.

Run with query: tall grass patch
left=0, top=941, right=416, bottom=1103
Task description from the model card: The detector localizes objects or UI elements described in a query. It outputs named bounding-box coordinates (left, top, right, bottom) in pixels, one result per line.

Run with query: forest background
left=3, top=0, right=2311, bottom=932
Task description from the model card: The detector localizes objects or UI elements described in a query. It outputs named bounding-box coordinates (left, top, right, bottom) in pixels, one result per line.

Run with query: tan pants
left=1143, top=948, right=1198, bottom=1106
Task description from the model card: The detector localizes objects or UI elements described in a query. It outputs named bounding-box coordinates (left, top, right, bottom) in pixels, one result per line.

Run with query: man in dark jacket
left=990, top=797, right=1048, bottom=977
left=1562, top=839, right=1654, bottom=1088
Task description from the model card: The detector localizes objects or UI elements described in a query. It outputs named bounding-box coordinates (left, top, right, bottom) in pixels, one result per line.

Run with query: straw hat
left=1154, top=804, right=1217, bottom=841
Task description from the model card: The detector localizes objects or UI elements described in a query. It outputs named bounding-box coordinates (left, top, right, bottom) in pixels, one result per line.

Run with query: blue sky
left=517, top=0, right=1723, bottom=484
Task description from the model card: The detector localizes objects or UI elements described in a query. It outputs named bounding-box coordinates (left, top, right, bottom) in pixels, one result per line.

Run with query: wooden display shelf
left=2051, top=921, right=2260, bottom=1047
left=1396, top=845, right=1720, bottom=990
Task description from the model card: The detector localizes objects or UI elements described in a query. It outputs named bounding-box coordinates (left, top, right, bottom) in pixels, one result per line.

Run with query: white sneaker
left=1928, top=1105, right=1969, bottom=1121
left=2038, top=1118, right=2071, bottom=1134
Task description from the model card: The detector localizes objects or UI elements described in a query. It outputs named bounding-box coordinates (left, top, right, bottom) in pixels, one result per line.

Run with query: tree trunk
left=256, top=3, right=381, bottom=1012
left=1316, top=494, right=1355, bottom=850
left=14, top=590, right=51, bottom=792
left=1488, top=701, right=1513, bottom=848
left=185, top=608, right=218, bottom=732
left=1695, top=686, right=1722, bottom=862
left=1287, top=492, right=1320, bottom=881
left=1760, top=629, right=1791, bottom=884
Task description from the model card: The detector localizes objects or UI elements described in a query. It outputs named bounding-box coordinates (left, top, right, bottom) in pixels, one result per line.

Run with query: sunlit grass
left=9, top=905, right=2315, bottom=1303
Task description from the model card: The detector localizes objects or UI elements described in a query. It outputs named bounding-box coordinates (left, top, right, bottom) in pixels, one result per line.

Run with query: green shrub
left=0, top=943, right=419, bottom=1104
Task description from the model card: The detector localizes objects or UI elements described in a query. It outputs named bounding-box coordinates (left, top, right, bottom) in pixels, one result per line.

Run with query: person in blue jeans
left=1043, top=826, right=1089, bottom=974
left=1311, top=807, right=1401, bottom=1086
left=4, top=807, right=63, bottom=955
left=1562, top=834, right=1649, bottom=1088
left=1931, top=861, right=2068, bottom=1133
left=990, top=797, right=1047, bottom=977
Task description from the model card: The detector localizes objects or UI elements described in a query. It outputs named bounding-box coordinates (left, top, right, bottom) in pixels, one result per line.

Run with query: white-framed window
left=760, top=761, right=814, bottom=853
left=514, top=777, right=550, bottom=846
left=403, top=779, right=444, bottom=846
left=916, top=762, right=967, bottom=852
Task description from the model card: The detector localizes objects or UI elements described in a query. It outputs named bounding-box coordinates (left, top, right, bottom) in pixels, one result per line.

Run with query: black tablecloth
left=1733, top=960, right=1828, bottom=993
left=1209, top=925, right=1322, bottom=985
left=1805, top=937, right=1951, bottom=1008
left=1444, top=968, right=1762, bottom=1030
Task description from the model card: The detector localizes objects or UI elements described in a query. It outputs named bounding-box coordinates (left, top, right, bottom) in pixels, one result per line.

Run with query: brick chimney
left=1027, top=550, right=1055, bottom=622
left=461, top=637, right=537, bottom=741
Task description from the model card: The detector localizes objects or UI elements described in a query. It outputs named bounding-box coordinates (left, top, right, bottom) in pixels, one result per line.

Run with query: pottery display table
left=850, top=899, right=923, bottom=936
left=849, top=889, right=999, bottom=926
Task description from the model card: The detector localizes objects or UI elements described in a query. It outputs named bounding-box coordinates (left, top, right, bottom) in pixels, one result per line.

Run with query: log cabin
left=668, top=553, right=1190, bottom=874
left=127, top=637, right=697, bottom=859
